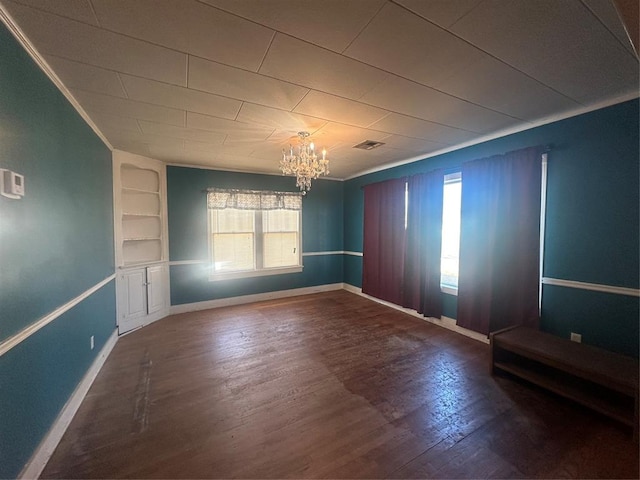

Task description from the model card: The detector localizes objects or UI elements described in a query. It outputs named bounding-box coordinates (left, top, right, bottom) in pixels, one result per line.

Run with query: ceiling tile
left=312, top=122, right=392, bottom=151
left=431, top=53, right=580, bottom=120
left=368, top=113, right=477, bottom=145
left=450, top=0, right=639, bottom=101
left=186, top=112, right=275, bottom=142
left=201, top=0, right=385, bottom=53
left=293, top=91, right=389, bottom=128
left=395, top=0, right=483, bottom=28
left=380, top=134, right=448, bottom=153
left=361, top=76, right=519, bottom=133
left=85, top=111, right=142, bottom=134
left=138, top=121, right=226, bottom=145
left=44, top=55, right=126, bottom=98
left=188, top=56, right=309, bottom=110
left=236, top=103, right=327, bottom=134
left=582, top=0, right=637, bottom=56
left=120, top=75, right=241, bottom=120
left=71, top=90, right=186, bottom=126
left=345, top=2, right=484, bottom=88
left=90, top=0, right=274, bottom=72
left=3, top=1, right=187, bottom=86
left=11, top=0, right=99, bottom=25
left=260, top=34, right=392, bottom=100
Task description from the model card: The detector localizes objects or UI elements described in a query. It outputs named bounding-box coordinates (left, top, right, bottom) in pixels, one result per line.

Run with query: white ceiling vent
left=353, top=140, right=385, bottom=150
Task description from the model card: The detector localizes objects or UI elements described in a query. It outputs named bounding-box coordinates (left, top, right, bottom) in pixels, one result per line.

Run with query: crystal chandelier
left=280, top=131, right=329, bottom=195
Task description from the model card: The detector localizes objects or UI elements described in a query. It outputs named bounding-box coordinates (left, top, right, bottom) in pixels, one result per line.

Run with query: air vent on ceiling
left=353, top=140, right=385, bottom=150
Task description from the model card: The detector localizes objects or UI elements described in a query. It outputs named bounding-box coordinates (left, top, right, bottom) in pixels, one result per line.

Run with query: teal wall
left=0, top=23, right=116, bottom=478
left=167, top=166, right=344, bottom=305
left=344, top=100, right=639, bottom=356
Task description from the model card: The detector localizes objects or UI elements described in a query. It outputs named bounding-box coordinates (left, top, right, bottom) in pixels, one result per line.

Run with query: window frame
left=440, top=171, right=462, bottom=296
left=207, top=206, right=303, bottom=282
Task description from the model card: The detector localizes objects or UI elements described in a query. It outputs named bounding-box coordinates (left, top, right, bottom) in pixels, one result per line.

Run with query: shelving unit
left=119, top=164, right=163, bottom=266
left=490, top=326, right=638, bottom=437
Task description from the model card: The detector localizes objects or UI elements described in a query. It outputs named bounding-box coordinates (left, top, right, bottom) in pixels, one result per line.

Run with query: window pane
left=441, top=176, right=461, bottom=289
left=212, top=233, right=254, bottom=271
left=264, top=232, right=298, bottom=268
left=212, top=209, right=254, bottom=233
left=263, top=209, right=298, bottom=232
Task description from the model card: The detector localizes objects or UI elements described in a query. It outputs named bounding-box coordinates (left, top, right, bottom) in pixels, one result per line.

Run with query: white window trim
left=441, top=172, right=461, bottom=296
left=208, top=265, right=303, bottom=282
left=207, top=193, right=303, bottom=282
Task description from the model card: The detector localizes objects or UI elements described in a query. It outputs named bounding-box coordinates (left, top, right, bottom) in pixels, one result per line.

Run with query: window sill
left=441, top=285, right=458, bottom=296
left=208, top=265, right=303, bottom=282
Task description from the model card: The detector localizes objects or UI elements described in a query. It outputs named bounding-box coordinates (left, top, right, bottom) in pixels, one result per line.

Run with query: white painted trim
left=19, top=330, right=118, bottom=480
left=0, top=274, right=116, bottom=358
left=345, top=93, right=639, bottom=181
left=0, top=5, right=112, bottom=151
left=539, top=153, right=548, bottom=313
left=169, top=259, right=206, bottom=266
left=169, top=283, right=345, bottom=315
left=170, top=251, right=362, bottom=264
left=542, top=277, right=640, bottom=297
left=342, top=284, right=490, bottom=344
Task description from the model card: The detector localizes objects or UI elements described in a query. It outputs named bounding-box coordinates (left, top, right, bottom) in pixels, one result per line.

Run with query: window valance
left=207, top=188, right=302, bottom=211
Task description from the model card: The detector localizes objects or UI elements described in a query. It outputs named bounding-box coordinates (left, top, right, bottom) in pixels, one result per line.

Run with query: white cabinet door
left=118, top=268, right=147, bottom=334
left=146, top=265, right=165, bottom=316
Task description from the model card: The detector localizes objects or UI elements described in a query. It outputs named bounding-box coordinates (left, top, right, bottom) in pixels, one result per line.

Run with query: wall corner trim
left=18, top=329, right=119, bottom=480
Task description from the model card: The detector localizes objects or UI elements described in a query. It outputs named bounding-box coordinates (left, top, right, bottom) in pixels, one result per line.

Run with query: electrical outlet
left=570, top=332, right=582, bottom=343
left=90, top=335, right=95, bottom=350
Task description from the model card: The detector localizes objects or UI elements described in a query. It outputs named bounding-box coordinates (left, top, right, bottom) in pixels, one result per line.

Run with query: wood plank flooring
left=40, top=291, right=639, bottom=478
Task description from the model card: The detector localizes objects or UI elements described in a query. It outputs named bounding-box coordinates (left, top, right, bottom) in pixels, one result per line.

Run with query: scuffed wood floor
left=41, top=291, right=639, bottom=478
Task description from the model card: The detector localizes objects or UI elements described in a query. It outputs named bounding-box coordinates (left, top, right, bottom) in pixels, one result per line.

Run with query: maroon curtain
left=402, top=170, right=444, bottom=318
left=457, top=146, right=542, bottom=335
left=362, top=178, right=407, bottom=305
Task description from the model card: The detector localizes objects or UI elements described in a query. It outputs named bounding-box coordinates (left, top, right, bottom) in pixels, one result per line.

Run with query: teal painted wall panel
left=0, top=283, right=116, bottom=478
left=167, top=166, right=343, bottom=305
left=541, top=285, right=638, bottom=357
left=0, top=23, right=116, bottom=478
left=343, top=100, right=639, bottom=355
left=0, top=24, right=115, bottom=342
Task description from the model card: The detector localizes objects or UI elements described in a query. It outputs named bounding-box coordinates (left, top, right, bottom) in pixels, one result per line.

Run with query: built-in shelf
left=119, top=163, right=163, bottom=266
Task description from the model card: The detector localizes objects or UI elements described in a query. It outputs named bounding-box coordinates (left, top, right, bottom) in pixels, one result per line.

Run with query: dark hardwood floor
left=41, top=291, right=639, bottom=479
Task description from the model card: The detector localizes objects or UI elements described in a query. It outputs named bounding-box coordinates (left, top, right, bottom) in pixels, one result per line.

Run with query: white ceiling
left=1, top=0, right=638, bottom=179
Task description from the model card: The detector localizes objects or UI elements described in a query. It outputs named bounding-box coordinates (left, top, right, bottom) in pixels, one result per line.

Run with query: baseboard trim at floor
left=19, top=330, right=119, bottom=480
left=169, top=283, right=345, bottom=315
left=342, top=284, right=489, bottom=344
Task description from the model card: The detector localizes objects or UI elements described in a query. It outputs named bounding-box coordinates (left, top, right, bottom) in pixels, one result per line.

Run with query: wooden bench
left=490, top=325, right=638, bottom=438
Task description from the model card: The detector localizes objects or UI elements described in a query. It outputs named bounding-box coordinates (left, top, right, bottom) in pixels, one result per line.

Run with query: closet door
left=146, top=265, right=165, bottom=316
left=118, top=268, right=148, bottom=334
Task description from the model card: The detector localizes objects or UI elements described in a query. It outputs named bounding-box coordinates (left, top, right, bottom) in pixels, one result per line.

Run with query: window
left=207, top=189, right=302, bottom=280
left=441, top=172, right=461, bottom=293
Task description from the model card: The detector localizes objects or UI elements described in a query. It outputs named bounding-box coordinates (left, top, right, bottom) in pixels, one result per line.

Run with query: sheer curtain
left=402, top=170, right=444, bottom=318
left=457, top=146, right=543, bottom=335
left=362, top=178, right=407, bottom=305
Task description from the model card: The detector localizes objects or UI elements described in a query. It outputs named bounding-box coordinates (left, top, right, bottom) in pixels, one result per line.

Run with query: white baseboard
left=169, top=283, right=345, bottom=315
left=342, top=284, right=489, bottom=344
left=19, top=330, right=119, bottom=480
